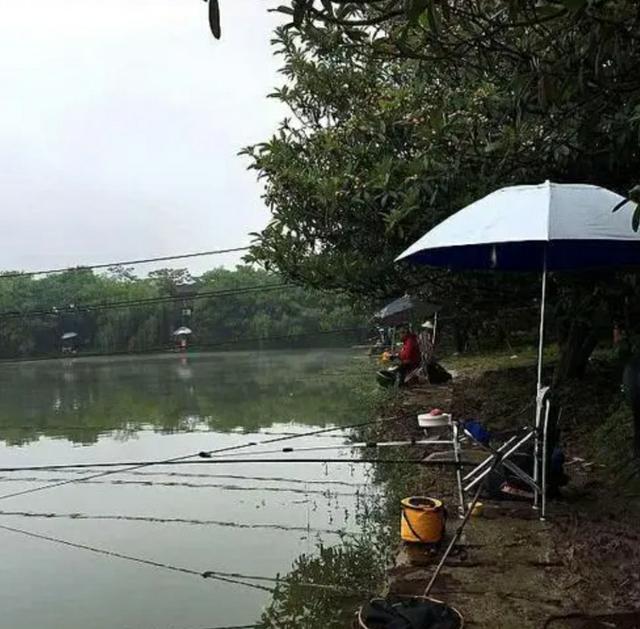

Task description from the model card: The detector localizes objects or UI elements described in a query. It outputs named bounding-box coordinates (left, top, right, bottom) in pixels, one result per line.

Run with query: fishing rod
left=0, top=457, right=467, bottom=474
left=207, top=438, right=453, bottom=459
left=0, top=413, right=410, bottom=498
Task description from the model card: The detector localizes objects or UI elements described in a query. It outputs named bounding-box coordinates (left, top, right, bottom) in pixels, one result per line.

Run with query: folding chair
left=460, top=386, right=552, bottom=519
left=418, top=388, right=552, bottom=520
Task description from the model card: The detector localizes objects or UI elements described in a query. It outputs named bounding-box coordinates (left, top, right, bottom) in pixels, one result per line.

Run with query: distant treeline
left=0, top=265, right=368, bottom=358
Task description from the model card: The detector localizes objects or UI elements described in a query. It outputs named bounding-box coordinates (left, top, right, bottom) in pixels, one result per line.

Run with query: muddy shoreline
left=366, top=356, right=640, bottom=628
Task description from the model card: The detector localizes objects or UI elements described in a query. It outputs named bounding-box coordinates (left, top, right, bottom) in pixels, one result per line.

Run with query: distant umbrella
left=374, top=295, right=440, bottom=327
left=60, top=332, right=78, bottom=340
left=173, top=327, right=193, bottom=336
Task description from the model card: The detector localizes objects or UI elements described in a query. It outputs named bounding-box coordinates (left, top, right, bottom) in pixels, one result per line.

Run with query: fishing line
left=0, top=521, right=375, bottom=596
left=0, top=522, right=272, bottom=593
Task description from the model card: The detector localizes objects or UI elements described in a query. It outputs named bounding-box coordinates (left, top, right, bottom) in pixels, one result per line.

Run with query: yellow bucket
left=400, top=496, right=446, bottom=544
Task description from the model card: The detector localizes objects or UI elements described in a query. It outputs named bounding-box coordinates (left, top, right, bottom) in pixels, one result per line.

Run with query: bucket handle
left=401, top=507, right=446, bottom=545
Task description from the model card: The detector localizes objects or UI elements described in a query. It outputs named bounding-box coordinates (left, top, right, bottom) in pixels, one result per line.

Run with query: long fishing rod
left=207, top=438, right=452, bottom=459
left=0, top=457, right=467, bottom=474
left=0, top=413, right=409, bottom=497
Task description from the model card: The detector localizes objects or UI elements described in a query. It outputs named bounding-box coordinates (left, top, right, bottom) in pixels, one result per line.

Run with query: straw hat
left=421, top=320, right=434, bottom=329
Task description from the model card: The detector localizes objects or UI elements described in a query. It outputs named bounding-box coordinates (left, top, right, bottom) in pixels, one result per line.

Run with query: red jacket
left=399, top=333, right=421, bottom=368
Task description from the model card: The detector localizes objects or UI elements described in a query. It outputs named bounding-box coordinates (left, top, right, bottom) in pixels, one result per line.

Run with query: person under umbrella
left=376, top=325, right=421, bottom=387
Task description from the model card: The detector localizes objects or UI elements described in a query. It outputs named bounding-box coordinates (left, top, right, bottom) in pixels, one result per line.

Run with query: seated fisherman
left=377, top=325, right=421, bottom=386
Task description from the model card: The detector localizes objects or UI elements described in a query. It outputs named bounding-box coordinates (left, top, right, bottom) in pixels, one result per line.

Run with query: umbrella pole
left=537, top=252, right=547, bottom=394
left=533, top=251, right=547, bottom=512
left=433, top=311, right=439, bottom=345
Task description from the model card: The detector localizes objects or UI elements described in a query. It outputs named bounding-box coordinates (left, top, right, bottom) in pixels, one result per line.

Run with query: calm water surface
left=0, top=350, right=377, bottom=629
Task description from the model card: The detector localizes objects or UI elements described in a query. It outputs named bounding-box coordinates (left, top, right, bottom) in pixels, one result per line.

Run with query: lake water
left=0, top=350, right=379, bottom=629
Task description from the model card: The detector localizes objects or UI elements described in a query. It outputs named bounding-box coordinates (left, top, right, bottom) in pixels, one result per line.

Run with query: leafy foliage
left=245, top=0, right=640, bottom=298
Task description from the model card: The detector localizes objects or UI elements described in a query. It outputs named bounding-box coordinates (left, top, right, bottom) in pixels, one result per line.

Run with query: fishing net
left=356, top=597, right=463, bottom=629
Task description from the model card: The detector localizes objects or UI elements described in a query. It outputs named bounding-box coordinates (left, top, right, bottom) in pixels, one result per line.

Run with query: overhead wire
left=0, top=246, right=251, bottom=279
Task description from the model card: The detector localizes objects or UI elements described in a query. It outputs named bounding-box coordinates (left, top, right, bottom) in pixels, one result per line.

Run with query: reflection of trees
left=259, top=534, right=388, bottom=628
left=0, top=351, right=370, bottom=445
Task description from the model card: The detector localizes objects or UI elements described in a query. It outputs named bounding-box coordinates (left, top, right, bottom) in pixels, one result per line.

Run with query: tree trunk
left=552, top=318, right=599, bottom=387
left=623, top=358, right=640, bottom=459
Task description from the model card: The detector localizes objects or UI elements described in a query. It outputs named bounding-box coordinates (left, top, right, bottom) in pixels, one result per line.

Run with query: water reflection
left=0, top=349, right=384, bottom=629
left=0, top=349, right=364, bottom=445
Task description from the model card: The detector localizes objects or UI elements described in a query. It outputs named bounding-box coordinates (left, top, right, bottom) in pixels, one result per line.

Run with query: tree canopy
left=244, top=0, right=640, bottom=294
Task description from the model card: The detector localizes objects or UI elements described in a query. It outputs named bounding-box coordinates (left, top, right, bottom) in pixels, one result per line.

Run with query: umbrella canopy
left=172, top=326, right=193, bottom=336
left=396, top=181, right=640, bottom=271
left=60, top=332, right=78, bottom=340
left=374, top=294, right=440, bottom=327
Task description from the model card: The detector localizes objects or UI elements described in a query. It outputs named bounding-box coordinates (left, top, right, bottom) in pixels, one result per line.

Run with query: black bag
left=358, top=598, right=462, bottom=629
left=426, top=362, right=452, bottom=384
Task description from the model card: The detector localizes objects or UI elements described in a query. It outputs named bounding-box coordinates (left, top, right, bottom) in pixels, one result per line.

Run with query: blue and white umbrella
left=397, top=181, right=640, bottom=393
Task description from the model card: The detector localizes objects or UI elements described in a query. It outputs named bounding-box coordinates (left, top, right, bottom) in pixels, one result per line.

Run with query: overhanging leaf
left=208, top=0, right=221, bottom=39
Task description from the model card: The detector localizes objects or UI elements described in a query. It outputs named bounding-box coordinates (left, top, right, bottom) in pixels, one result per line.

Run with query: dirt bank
left=367, top=353, right=640, bottom=628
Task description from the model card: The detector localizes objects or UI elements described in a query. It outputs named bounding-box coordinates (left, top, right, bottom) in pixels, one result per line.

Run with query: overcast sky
left=0, top=0, right=283, bottom=277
